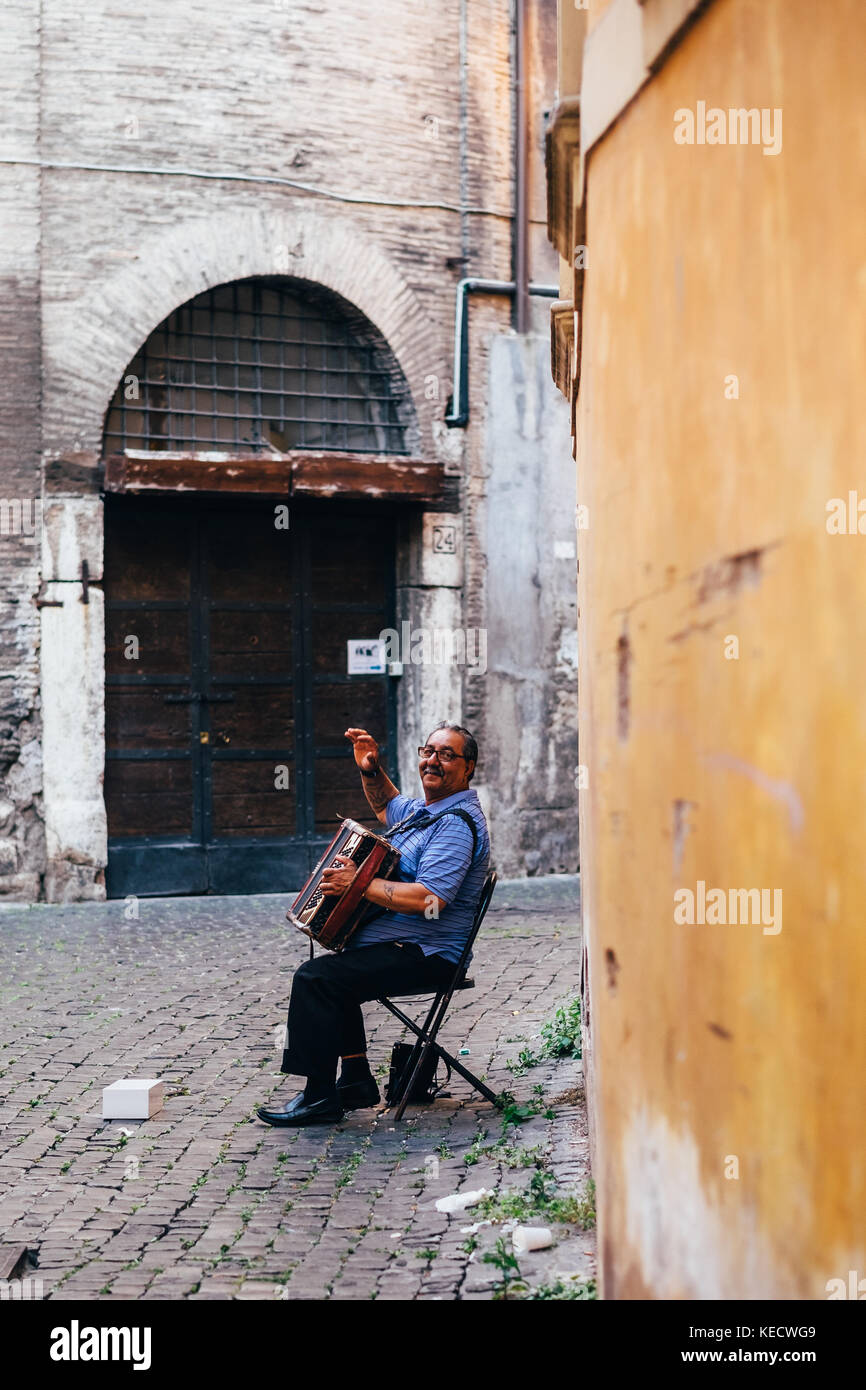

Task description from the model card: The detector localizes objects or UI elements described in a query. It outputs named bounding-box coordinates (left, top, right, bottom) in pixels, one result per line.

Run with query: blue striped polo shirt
left=346, top=788, right=490, bottom=966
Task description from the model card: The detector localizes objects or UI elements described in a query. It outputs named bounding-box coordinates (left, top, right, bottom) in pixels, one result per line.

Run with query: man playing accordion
left=257, top=721, right=490, bottom=1127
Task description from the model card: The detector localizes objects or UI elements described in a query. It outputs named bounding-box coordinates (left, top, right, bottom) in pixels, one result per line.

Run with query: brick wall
left=0, top=1, right=44, bottom=898
left=0, top=0, right=578, bottom=895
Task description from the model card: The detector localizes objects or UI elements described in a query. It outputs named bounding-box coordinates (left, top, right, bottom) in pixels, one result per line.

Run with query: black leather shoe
left=337, top=1075, right=381, bottom=1110
left=257, top=1092, right=306, bottom=1120
left=257, top=1094, right=343, bottom=1127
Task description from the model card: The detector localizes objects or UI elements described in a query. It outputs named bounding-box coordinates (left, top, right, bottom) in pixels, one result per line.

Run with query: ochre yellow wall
left=576, top=0, right=866, bottom=1297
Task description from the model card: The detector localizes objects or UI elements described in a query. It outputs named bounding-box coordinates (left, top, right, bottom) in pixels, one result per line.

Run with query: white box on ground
left=102, top=1079, right=164, bottom=1120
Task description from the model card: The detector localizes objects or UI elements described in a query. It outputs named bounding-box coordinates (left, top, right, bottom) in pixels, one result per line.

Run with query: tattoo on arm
left=361, top=764, right=399, bottom=814
left=383, top=881, right=395, bottom=906
left=365, top=776, right=390, bottom=812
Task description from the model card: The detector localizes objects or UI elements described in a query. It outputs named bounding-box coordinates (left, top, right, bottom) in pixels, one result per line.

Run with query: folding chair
left=378, top=869, right=498, bottom=1121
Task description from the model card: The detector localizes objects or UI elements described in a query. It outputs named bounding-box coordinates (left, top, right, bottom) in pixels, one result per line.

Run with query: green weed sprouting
left=477, top=1172, right=595, bottom=1230
left=482, top=1237, right=524, bottom=1300
left=506, top=996, right=582, bottom=1075
left=523, top=1277, right=597, bottom=1300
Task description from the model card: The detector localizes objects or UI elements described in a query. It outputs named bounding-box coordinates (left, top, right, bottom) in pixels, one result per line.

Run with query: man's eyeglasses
left=417, top=746, right=467, bottom=763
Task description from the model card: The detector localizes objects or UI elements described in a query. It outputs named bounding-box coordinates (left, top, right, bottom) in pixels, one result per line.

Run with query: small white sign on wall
left=347, top=639, right=385, bottom=675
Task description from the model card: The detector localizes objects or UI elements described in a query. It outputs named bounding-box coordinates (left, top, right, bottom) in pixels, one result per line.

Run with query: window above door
left=103, top=276, right=415, bottom=457
left=100, top=276, right=450, bottom=505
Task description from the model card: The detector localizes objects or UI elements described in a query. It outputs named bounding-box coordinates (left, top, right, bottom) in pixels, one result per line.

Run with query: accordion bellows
left=287, top=818, right=401, bottom=951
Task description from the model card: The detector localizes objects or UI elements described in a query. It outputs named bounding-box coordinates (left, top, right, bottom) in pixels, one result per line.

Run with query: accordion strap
left=383, top=803, right=479, bottom=857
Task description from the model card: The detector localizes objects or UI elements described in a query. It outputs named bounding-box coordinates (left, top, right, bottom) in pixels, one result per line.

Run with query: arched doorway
left=102, top=277, right=417, bottom=897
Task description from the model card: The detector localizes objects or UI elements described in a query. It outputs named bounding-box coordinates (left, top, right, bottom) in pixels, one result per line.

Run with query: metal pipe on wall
left=442, top=0, right=547, bottom=429
left=514, top=0, right=530, bottom=335
left=444, top=278, right=558, bottom=428
left=459, top=0, right=470, bottom=271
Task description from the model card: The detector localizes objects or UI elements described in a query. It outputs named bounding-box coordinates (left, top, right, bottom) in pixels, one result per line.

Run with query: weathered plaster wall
left=40, top=500, right=106, bottom=901
left=574, top=0, right=866, bottom=1297
left=476, top=326, right=578, bottom=875
left=462, top=0, right=579, bottom=877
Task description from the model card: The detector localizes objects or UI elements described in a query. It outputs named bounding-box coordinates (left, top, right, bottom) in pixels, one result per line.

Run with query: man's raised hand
left=344, top=727, right=380, bottom=774
left=346, top=727, right=398, bottom=821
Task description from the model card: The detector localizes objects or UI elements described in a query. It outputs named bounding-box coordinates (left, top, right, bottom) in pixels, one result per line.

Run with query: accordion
left=286, top=818, right=401, bottom=952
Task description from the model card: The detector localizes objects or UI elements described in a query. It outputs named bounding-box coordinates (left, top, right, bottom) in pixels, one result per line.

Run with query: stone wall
left=0, top=1, right=44, bottom=899
left=0, top=0, right=578, bottom=897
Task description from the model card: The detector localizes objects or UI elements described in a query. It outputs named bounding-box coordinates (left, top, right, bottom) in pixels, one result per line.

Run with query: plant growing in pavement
left=495, top=1090, right=555, bottom=1133
left=506, top=996, right=582, bottom=1075
left=524, top=1277, right=597, bottom=1300
left=482, top=1238, right=526, bottom=1300
left=477, top=1171, right=596, bottom=1230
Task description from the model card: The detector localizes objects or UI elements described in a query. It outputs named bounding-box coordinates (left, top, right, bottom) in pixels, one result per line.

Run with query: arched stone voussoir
left=43, top=204, right=446, bottom=457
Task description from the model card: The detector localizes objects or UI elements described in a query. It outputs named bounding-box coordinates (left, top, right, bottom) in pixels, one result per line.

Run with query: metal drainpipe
left=443, top=0, right=555, bottom=428
left=514, top=0, right=530, bottom=335
left=442, top=1, right=549, bottom=428
left=443, top=279, right=559, bottom=428
left=459, top=0, right=470, bottom=271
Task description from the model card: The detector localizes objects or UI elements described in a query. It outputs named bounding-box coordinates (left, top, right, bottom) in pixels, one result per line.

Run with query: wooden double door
left=104, top=497, right=397, bottom=897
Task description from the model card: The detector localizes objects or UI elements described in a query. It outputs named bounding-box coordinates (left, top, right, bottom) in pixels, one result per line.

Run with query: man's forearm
left=360, top=763, right=400, bottom=819
left=363, top=878, right=446, bottom=916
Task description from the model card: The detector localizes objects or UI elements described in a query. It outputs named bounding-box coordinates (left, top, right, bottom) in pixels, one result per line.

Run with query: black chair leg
left=390, top=985, right=455, bottom=1116
left=393, top=1036, right=498, bottom=1118
left=386, top=993, right=442, bottom=1112
left=390, top=1035, right=427, bottom=1113
left=393, top=1032, right=439, bottom=1121
left=379, top=993, right=500, bottom=1113
left=421, top=1041, right=499, bottom=1107
left=377, top=870, right=500, bottom=1118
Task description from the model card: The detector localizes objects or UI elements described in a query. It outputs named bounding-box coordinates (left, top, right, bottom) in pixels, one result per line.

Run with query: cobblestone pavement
left=0, top=877, right=593, bottom=1301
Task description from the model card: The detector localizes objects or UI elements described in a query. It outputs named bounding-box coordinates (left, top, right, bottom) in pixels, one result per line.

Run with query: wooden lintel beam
left=104, top=450, right=445, bottom=503
left=291, top=452, right=444, bottom=502
left=104, top=452, right=290, bottom=496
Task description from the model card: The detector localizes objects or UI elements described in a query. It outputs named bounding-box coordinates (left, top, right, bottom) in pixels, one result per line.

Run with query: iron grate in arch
left=103, top=277, right=412, bottom=456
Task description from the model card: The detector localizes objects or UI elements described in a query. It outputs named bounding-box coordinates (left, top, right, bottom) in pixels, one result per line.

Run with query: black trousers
left=280, top=941, right=455, bottom=1081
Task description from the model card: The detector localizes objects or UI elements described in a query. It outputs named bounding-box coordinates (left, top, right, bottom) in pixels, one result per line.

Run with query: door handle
left=164, top=692, right=201, bottom=704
